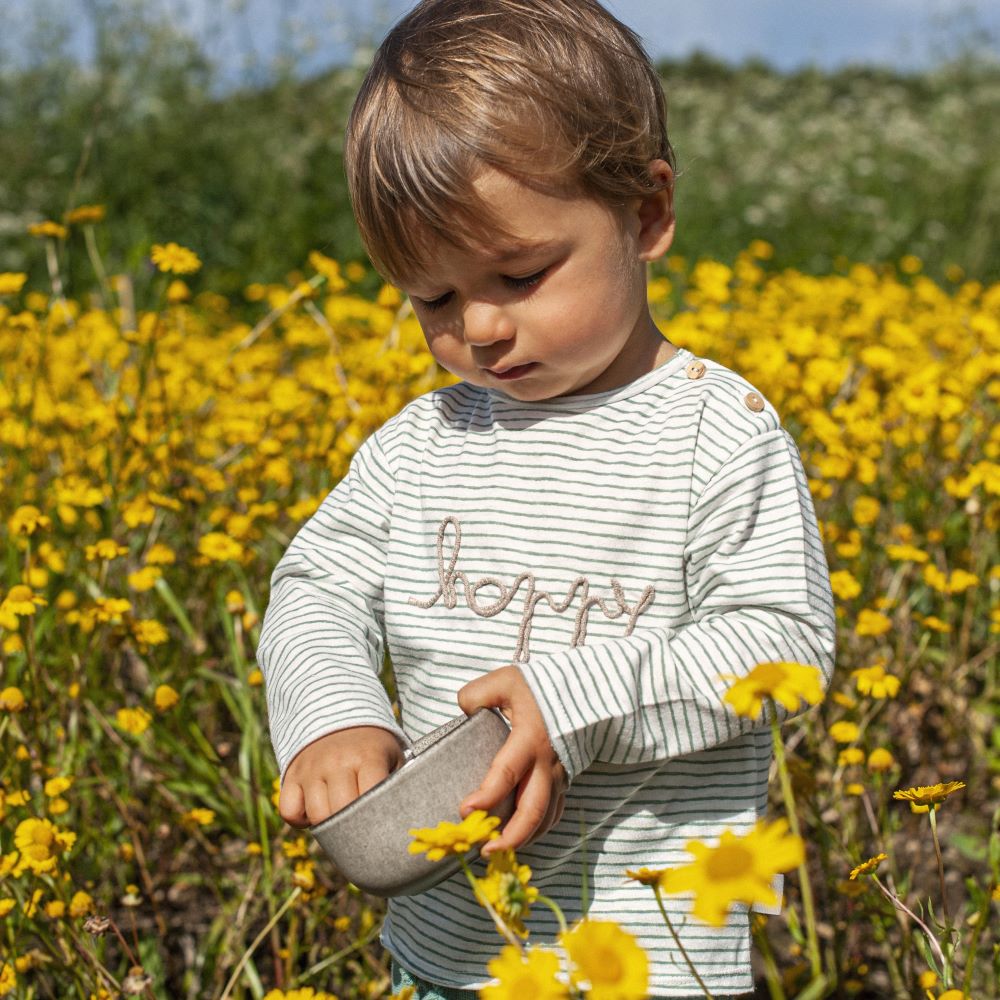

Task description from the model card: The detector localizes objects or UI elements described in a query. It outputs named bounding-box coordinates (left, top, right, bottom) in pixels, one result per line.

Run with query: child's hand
left=278, top=726, right=406, bottom=828
left=457, top=665, right=568, bottom=857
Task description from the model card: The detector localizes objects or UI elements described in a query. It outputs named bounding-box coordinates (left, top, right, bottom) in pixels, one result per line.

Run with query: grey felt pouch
left=310, top=707, right=516, bottom=897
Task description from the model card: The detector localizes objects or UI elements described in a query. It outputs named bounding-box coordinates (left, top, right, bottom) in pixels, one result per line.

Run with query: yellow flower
left=851, top=662, right=901, bottom=699
left=308, top=251, right=348, bottom=291
left=624, top=867, right=667, bottom=887
left=560, top=919, right=648, bottom=999
left=918, top=970, right=938, bottom=990
left=480, top=944, right=568, bottom=999
left=64, top=204, right=106, bottom=225
left=0, top=962, right=15, bottom=996
left=937, top=992, right=965, bottom=1000
left=291, top=860, right=315, bottom=890
left=182, top=808, right=215, bottom=827
left=829, top=720, right=860, bottom=744
left=282, top=837, right=309, bottom=858
left=0, top=273, right=28, bottom=296
left=150, top=242, right=202, bottom=274
left=263, top=989, right=338, bottom=1000
left=475, top=848, right=539, bottom=938
left=721, top=661, right=825, bottom=719
left=660, top=819, right=805, bottom=927
left=846, top=782, right=865, bottom=796
left=45, top=899, right=66, bottom=918
left=838, top=747, right=865, bottom=767
left=9, top=505, right=51, bottom=535
left=829, top=570, right=862, bottom=600
left=0, top=688, right=27, bottom=712
left=43, top=777, right=73, bottom=797
left=13, top=818, right=76, bottom=875
left=153, top=684, right=180, bottom=712
left=198, top=532, right=244, bottom=562
left=0, top=900, right=14, bottom=917
left=131, top=619, right=169, bottom=651
left=407, top=810, right=501, bottom=861
left=225, top=590, right=246, bottom=614
left=145, top=543, right=177, bottom=565
left=115, top=706, right=152, bottom=736
left=918, top=615, right=952, bottom=634
left=127, top=566, right=162, bottom=591
left=86, top=538, right=128, bottom=561
left=893, top=781, right=965, bottom=813
left=849, top=852, right=887, bottom=880
left=855, top=609, right=892, bottom=637
left=885, top=543, right=929, bottom=563
left=867, top=748, right=896, bottom=773
left=27, top=220, right=68, bottom=239
left=248, top=668, right=264, bottom=686
left=1, top=584, right=48, bottom=619
left=852, top=496, right=880, bottom=526
left=69, top=891, right=94, bottom=917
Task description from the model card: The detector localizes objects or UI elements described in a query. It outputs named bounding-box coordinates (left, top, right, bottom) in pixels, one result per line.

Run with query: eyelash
left=419, top=269, right=548, bottom=312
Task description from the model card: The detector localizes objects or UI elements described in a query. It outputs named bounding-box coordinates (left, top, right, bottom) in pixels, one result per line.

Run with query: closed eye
left=418, top=269, right=548, bottom=312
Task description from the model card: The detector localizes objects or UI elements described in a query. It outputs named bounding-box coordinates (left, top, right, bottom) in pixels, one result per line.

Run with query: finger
left=552, top=794, right=566, bottom=828
left=318, top=767, right=358, bottom=824
left=278, top=780, right=307, bottom=827
left=525, top=790, right=564, bottom=847
left=456, top=665, right=516, bottom=717
left=460, top=731, right=532, bottom=816
left=482, top=763, right=550, bottom=856
left=357, top=759, right=391, bottom=796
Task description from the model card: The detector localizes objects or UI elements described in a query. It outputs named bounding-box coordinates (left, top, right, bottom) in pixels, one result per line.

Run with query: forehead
left=400, top=167, right=616, bottom=285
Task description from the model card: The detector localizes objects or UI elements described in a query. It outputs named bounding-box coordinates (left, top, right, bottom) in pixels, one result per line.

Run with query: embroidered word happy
left=408, top=516, right=656, bottom=662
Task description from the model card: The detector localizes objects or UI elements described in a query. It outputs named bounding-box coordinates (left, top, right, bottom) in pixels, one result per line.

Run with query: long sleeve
left=256, top=432, right=411, bottom=781
left=517, top=425, right=836, bottom=782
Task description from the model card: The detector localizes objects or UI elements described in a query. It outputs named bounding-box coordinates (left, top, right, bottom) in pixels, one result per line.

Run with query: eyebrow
left=486, top=239, right=562, bottom=262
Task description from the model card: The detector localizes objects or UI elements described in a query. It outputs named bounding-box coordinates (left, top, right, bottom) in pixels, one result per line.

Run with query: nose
left=462, top=300, right=515, bottom=348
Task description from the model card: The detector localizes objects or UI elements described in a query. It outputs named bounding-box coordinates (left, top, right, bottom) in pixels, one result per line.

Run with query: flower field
left=0, top=218, right=997, bottom=998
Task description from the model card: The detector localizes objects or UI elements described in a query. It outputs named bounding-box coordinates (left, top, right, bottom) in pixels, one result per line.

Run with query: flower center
left=592, top=948, right=623, bottom=983
left=752, top=662, right=787, bottom=691
left=706, top=843, right=754, bottom=880
left=515, top=974, right=541, bottom=999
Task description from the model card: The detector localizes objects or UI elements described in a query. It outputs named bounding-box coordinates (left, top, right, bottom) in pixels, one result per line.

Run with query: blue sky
left=7, top=0, right=1000, bottom=81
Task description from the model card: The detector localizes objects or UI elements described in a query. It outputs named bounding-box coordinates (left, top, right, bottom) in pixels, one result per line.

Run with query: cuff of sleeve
left=515, top=650, right=607, bottom=782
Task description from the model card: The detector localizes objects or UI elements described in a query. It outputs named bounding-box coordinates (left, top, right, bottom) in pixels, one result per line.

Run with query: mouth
left=485, top=362, right=539, bottom=381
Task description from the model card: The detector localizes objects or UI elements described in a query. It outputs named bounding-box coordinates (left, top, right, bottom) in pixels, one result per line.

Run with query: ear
left=635, top=158, right=675, bottom=262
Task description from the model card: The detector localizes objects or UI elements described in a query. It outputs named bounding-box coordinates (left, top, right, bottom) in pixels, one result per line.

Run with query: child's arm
left=256, top=432, right=412, bottom=801
left=459, top=421, right=835, bottom=848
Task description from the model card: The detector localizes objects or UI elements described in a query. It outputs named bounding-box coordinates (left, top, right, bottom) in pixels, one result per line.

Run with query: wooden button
left=744, top=391, right=765, bottom=412
left=685, top=359, right=706, bottom=379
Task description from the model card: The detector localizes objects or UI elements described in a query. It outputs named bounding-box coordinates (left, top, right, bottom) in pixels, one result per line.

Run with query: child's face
left=400, top=163, right=674, bottom=400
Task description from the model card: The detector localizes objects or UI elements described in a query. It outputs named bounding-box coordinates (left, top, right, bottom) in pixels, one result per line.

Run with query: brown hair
left=343, top=0, right=675, bottom=287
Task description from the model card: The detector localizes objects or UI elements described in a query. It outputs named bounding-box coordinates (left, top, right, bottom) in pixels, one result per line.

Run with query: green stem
left=535, top=893, right=569, bottom=937
left=459, top=857, right=523, bottom=950
left=652, top=886, right=713, bottom=998
left=962, top=879, right=994, bottom=996
left=216, top=887, right=301, bottom=1000
left=927, top=808, right=951, bottom=929
left=871, top=875, right=948, bottom=976
left=769, top=703, right=822, bottom=981
left=752, top=918, right=787, bottom=1000
left=83, top=225, right=111, bottom=310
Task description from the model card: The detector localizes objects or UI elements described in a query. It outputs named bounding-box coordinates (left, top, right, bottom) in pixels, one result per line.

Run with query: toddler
left=257, top=1, right=836, bottom=996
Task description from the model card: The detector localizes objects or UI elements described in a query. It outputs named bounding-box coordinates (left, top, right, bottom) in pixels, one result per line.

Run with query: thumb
left=457, top=667, right=512, bottom=717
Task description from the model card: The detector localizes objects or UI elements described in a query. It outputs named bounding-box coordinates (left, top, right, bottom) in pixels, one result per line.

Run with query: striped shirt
left=256, top=345, right=836, bottom=997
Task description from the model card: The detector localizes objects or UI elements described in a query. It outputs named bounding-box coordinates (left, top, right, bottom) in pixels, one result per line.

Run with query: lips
left=485, top=362, right=538, bottom=380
